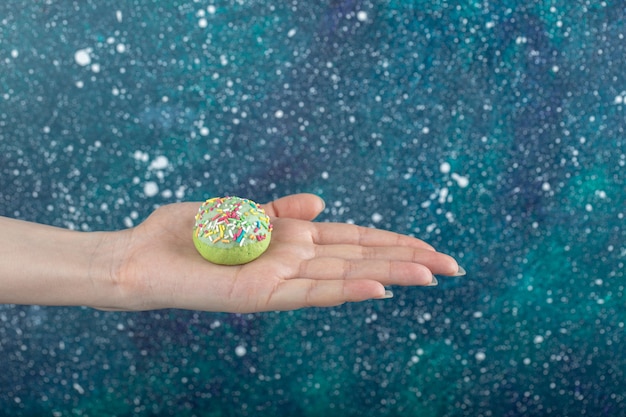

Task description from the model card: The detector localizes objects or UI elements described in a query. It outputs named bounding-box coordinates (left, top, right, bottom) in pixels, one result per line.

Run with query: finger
left=312, top=244, right=460, bottom=275
left=262, top=193, right=325, bottom=220
left=297, top=257, right=434, bottom=286
left=266, top=278, right=387, bottom=310
left=311, top=222, right=436, bottom=251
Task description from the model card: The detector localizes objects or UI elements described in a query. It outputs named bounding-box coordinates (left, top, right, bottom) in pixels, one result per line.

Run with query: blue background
left=1, top=1, right=625, bottom=415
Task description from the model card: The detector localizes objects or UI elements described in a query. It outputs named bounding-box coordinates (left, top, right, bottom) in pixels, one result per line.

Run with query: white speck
left=199, top=18, right=208, bottom=28
left=523, top=357, right=532, bottom=365
left=451, top=173, right=469, bottom=188
left=76, top=80, right=84, bottom=88
left=516, top=36, right=528, bottom=44
left=274, top=109, right=284, bottom=118
left=207, top=5, right=216, bottom=14
left=438, top=187, right=449, bottom=204
left=73, top=383, right=85, bottom=395
left=473, top=311, right=483, bottom=318
left=175, top=185, right=186, bottom=199
left=116, top=43, right=126, bottom=53
left=440, top=162, right=451, bottom=174
left=542, top=182, right=551, bottom=191
left=475, top=351, right=486, bottom=362
left=287, top=28, right=297, bottom=37
left=91, top=63, right=101, bottom=73
left=371, top=213, right=383, bottom=223
left=133, top=150, right=149, bottom=162
left=149, top=155, right=169, bottom=170
left=144, top=181, right=159, bottom=197
left=321, top=171, right=329, bottom=179
left=11, top=49, right=19, bottom=58
left=235, top=345, right=247, bottom=357
left=199, top=126, right=209, bottom=136
left=585, top=203, right=593, bottom=212
left=74, top=49, right=92, bottom=66
left=356, top=11, right=368, bottom=22
left=533, top=335, right=544, bottom=344
left=116, top=10, right=123, bottom=22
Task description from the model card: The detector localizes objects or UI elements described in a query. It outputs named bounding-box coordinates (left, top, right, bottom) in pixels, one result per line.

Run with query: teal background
left=1, top=1, right=624, bottom=416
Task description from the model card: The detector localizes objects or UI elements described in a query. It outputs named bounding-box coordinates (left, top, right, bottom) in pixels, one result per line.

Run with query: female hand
left=104, top=194, right=463, bottom=312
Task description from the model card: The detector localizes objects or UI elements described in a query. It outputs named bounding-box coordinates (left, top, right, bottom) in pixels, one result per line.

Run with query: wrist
left=84, top=229, right=136, bottom=311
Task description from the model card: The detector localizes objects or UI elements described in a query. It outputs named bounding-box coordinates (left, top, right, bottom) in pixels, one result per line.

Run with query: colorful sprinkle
left=193, top=196, right=273, bottom=248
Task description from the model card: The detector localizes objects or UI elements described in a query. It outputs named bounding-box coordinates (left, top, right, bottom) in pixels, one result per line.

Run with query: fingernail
left=381, top=290, right=394, bottom=299
left=318, top=196, right=326, bottom=211
left=453, top=266, right=467, bottom=277
left=428, top=276, right=439, bottom=286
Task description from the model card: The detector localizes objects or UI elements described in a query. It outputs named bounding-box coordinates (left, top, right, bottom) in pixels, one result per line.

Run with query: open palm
left=108, top=194, right=461, bottom=312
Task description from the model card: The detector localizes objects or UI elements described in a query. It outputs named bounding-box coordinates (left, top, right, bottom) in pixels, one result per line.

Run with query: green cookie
left=192, top=196, right=273, bottom=265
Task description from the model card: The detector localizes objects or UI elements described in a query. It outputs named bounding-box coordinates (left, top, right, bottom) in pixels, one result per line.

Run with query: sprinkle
left=194, top=196, right=272, bottom=247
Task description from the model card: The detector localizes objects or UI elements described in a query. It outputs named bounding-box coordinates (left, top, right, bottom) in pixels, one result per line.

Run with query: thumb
left=262, top=193, right=325, bottom=220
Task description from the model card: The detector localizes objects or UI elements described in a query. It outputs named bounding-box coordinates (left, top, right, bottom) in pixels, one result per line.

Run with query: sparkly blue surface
left=1, top=1, right=625, bottom=416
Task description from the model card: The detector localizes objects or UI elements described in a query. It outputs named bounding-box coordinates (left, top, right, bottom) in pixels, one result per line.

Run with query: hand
left=102, top=194, right=462, bottom=312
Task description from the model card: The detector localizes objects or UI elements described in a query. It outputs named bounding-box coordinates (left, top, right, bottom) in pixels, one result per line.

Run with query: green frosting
left=192, top=196, right=273, bottom=265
